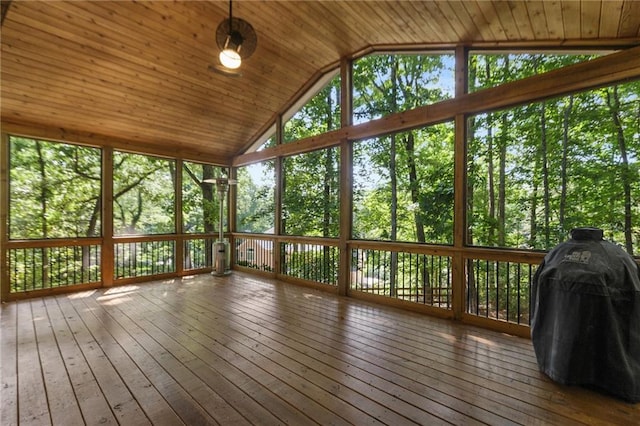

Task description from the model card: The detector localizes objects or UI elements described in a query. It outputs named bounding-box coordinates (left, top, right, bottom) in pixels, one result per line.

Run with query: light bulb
left=219, top=49, right=241, bottom=69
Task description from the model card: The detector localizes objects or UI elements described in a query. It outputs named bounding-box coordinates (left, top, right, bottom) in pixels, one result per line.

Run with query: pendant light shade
left=214, top=0, right=257, bottom=72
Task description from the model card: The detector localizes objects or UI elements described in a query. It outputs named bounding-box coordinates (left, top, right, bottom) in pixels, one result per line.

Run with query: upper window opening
left=468, top=51, right=606, bottom=92
left=353, top=52, right=455, bottom=124
left=283, top=73, right=341, bottom=143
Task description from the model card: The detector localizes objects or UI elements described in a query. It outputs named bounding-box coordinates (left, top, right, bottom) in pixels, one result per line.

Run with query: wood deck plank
left=141, top=283, right=491, bottom=425
left=1, top=301, right=19, bottom=426
left=139, top=300, right=360, bottom=425
left=137, top=289, right=437, bottom=426
left=54, top=295, right=151, bottom=425
left=70, top=294, right=189, bottom=426
left=74, top=288, right=217, bottom=425
left=30, top=299, right=84, bottom=426
left=2, top=272, right=640, bottom=425
left=226, top=278, right=629, bottom=425
left=41, top=297, right=118, bottom=425
left=82, top=289, right=247, bottom=425
left=16, top=300, right=51, bottom=425
left=174, top=277, right=575, bottom=425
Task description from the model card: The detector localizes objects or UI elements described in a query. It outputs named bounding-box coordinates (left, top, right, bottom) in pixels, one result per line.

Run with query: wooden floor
left=1, top=273, right=639, bottom=425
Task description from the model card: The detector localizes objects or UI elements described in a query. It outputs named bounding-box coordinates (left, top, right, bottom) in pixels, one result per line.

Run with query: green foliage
left=353, top=124, right=455, bottom=244
left=351, top=54, right=455, bottom=244
left=282, top=148, right=340, bottom=237
left=468, top=76, right=640, bottom=255
left=353, top=53, right=454, bottom=122
left=469, top=53, right=599, bottom=92
left=236, top=162, right=275, bottom=233
left=9, top=137, right=101, bottom=239
left=113, top=152, right=175, bottom=235
left=283, top=74, right=341, bottom=142
left=182, top=162, right=227, bottom=234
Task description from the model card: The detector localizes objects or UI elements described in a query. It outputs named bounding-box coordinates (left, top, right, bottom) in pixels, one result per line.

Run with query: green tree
left=236, top=162, right=275, bottom=233
left=113, top=152, right=175, bottom=235
left=9, top=137, right=101, bottom=239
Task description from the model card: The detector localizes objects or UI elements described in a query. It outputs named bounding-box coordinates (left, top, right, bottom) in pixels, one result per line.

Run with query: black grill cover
left=531, top=228, right=640, bottom=402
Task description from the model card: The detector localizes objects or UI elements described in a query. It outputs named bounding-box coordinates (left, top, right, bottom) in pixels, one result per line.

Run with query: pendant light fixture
left=213, top=0, right=257, bottom=74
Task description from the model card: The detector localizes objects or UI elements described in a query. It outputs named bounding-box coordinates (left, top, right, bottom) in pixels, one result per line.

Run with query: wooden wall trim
left=0, top=120, right=231, bottom=166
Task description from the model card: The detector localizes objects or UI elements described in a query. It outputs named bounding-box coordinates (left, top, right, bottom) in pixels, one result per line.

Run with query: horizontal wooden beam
left=1, top=120, right=231, bottom=166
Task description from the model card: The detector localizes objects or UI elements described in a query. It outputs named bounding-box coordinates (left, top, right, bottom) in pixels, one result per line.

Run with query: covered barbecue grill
left=531, top=227, right=640, bottom=402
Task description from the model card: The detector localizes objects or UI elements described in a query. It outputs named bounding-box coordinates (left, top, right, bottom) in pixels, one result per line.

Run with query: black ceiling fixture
left=1, top=0, right=12, bottom=26
left=210, top=0, right=257, bottom=76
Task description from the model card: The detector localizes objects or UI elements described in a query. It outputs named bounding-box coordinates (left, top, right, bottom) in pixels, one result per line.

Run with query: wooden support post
left=228, top=166, right=237, bottom=267
left=0, top=133, right=9, bottom=301
left=175, top=159, right=184, bottom=275
left=452, top=45, right=469, bottom=320
left=274, top=115, right=283, bottom=277
left=338, top=57, right=353, bottom=296
left=102, top=147, right=114, bottom=287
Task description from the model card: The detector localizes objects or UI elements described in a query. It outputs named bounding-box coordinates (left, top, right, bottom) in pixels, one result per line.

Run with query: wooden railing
left=113, top=236, right=176, bottom=279
left=231, top=235, right=552, bottom=334
left=5, top=239, right=102, bottom=296
left=234, top=235, right=275, bottom=272
left=350, top=241, right=453, bottom=311
left=463, top=250, right=544, bottom=327
left=4, top=233, right=637, bottom=337
left=280, top=239, right=339, bottom=286
left=3, top=234, right=218, bottom=299
left=183, top=235, right=215, bottom=271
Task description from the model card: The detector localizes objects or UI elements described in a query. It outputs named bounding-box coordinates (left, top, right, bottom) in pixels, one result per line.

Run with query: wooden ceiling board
left=524, top=1, right=550, bottom=39
left=506, top=1, right=535, bottom=41
left=475, top=1, right=509, bottom=40
left=2, top=1, right=640, bottom=164
left=560, top=0, right=582, bottom=40
left=581, top=0, right=602, bottom=39
left=460, top=1, right=502, bottom=42
left=619, top=0, right=640, bottom=37
left=440, top=2, right=485, bottom=43
left=2, top=35, right=239, bottom=126
left=2, top=28, right=262, bottom=154
left=386, top=2, right=437, bottom=43
left=598, top=1, right=623, bottom=38
left=542, top=1, right=566, bottom=40
left=428, top=1, right=470, bottom=42
left=491, top=1, right=522, bottom=41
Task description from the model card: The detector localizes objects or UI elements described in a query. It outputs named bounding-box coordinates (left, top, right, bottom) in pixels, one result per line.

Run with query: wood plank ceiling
left=2, top=1, right=640, bottom=164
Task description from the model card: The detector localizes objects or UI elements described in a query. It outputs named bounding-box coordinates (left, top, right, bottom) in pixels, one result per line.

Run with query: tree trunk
left=35, top=141, right=49, bottom=286
left=497, top=57, right=509, bottom=247
left=322, top=89, right=335, bottom=279
left=403, top=132, right=425, bottom=243
left=498, top=113, right=507, bottom=246
left=389, top=58, right=399, bottom=297
left=559, top=95, right=574, bottom=238
left=202, top=164, right=216, bottom=267
left=540, top=102, right=551, bottom=248
left=605, top=86, right=633, bottom=254
left=486, top=60, right=496, bottom=245
left=402, top=131, right=430, bottom=302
